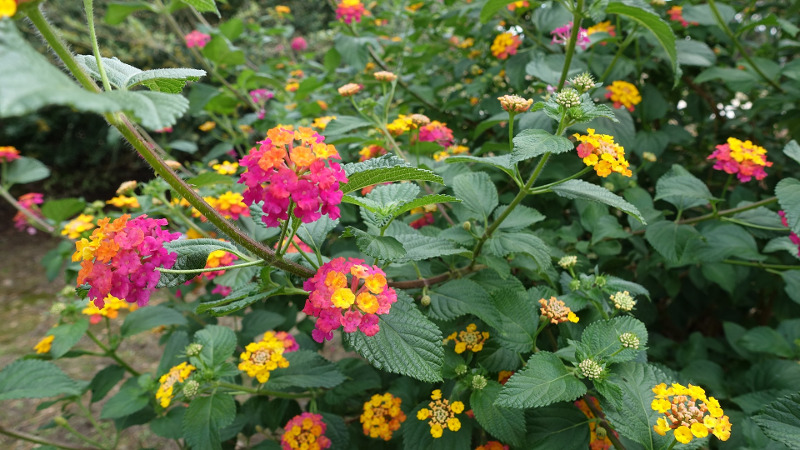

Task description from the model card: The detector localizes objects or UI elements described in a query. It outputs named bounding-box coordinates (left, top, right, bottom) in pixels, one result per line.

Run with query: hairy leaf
left=552, top=179, right=645, bottom=223
left=0, top=360, right=82, bottom=400
left=496, top=352, right=586, bottom=408
left=471, top=381, right=526, bottom=446
left=183, top=393, right=236, bottom=450
left=511, top=129, right=574, bottom=163
left=453, top=172, right=498, bottom=220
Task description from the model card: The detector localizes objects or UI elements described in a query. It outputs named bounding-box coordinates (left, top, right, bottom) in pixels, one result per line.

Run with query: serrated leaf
left=427, top=279, right=500, bottom=324
left=526, top=403, right=591, bottom=447
left=341, top=155, right=443, bottom=194
left=655, top=165, right=713, bottom=211
left=453, top=172, right=498, bottom=220
left=753, top=393, right=800, bottom=448
left=345, top=292, right=444, bottom=382
left=263, top=351, right=345, bottom=390
left=344, top=226, right=406, bottom=261
left=488, top=287, right=539, bottom=353
left=49, top=319, right=90, bottom=359
left=739, top=327, right=795, bottom=358
left=101, top=378, right=149, bottom=419
left=157, top=239, right=239, bottom=287
left=493, top=204, right=545, bottom=231
left=391, top=233, right=468, bottom=262
left=551, top=179, right=645, bottom=223
left=606, top=2, right=678, bottom=76
left=5, top=156, right=50, bottom=186
left=183, top=393, right=236, bottom=450
left=496, top=352, right=586, bottom=408
left=0, top=360, right=82, bottom=400
left=446, top=154, right=515, bottom=177
left=75, top=55, right=204, bottom=93
left=121, top=305, right=187, bottom=337
left=605, top=276, right=650, bottom=300
left=392, top=194, right=460, bottom=217
left=41, top=198, right=85, bottom=223
left=196, top=285, right=280, bottom=316
left=180, top=0, right=220, bottom=15
left=323, top=115, right=373, bottom=136
left=644, top=220, right=701, bottom=264
left=485, top=231, right=552, bottom=270
left=693, top=223, right=765, bottom=262
left=575, top=317, right=648, bottom=364
left=471, top=381, right=526, bottom=446
left=89, top=365, right=126, bottom=404
left=104, top=90, right=189, bottom=130
left=319, top=413, right=351, bottom=450
left=297, top=215, right=338, bottom=252
left=195, top=325, right=237, bottom=368
left=511, top=129, right=574, bottom=163
left=151, top=406, right=186, bottom=439
left=777, top=178, right=800, bottom=235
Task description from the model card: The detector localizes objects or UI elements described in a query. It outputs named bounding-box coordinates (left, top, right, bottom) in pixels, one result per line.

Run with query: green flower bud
left=185, top=343, right=204, bottom=357
left=471, top=375, right=488, bottom=390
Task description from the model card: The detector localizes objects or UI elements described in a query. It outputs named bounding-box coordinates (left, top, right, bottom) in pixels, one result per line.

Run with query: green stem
left=507, top=112, right=516, bottom=153
left=0, top=184, right=55, bottom=233
left=83, top=0, right=112, bottom=91
left=598, top=25, right=638, bottom=83
left=557, top=0, right=585, bottom=90
left=529, top=166, right=592, bottom=194
left=707, top=0, right=784, bottom=92
left=0, top=424, right=88, bottom=450
left=666, top=438, right=679, bottom=450
left=531, top=319, right=549, bottom=352
left=581, top=395, right=626, bottom=450
left=720, top=216, right=789, bottom=231
left=74, top=400, right=104, bottom=439
left=56, top=418, right=107, bottom=449
left=723, top=259, right=800, bottom=271
left=85, top=329, right=140, bottom=376
left=157, top=259, right=265, bottom=274
left=678, top=196, right=778, bottom=226
left=216, top=381, right=316, bottom=399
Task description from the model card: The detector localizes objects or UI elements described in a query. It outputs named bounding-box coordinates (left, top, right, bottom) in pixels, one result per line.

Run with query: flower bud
left=555, top=88, right=581, bottom=108
left=455, top=364, right=469, bottom=376
left=579, top=359, right=604, bottom=380
left=610, top=290, right=635, bottom=311
left=558, top=255, right=577, bottom=269
left=49, top=302, right=67, bottom=315
left=594, top=275, right=607, bottom=287
left=185, top=343, right=204, bottom=357
left=183, top=380, right=200, bottom=399
left=462, top=221, right=471, bottom=231
left=471, top=375, right=488, bottom=390
left=569, top=73, right=596, bottom=93
left=569, top=279, right=581, bottom=291
left=619, top=332, right=640, bottom=349
left=338, top=83, right=363, bottom=97
left=420, top=295, right=431, bottom=306
left=409, top=114, right=431, bottom=127
left=53, top=416, right=69, bottom=427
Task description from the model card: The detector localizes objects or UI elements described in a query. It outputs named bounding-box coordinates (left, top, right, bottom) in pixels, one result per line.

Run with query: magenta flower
left=13, top=193, right=44, bottom=234
left=418, top=121, right=455, bottom=147
left=290, top=36, right=307, bottom=51
left=551, top=22, right=590, bottom=50
left=185, top=30, right=211, bottom=49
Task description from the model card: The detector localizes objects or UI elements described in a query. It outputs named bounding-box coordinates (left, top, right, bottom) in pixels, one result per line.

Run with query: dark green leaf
left=180, top=0, right=220, bottom=15
left=157, top=239, right=238, bottom=287
left=655, top=165, right=714, bottom=211
left=151, top=406, right=186, bottom=439
left=105, top=2, right=156, bottom=25
left=496, top=352, right=586, bottom=408
left=480, top=0, right=515, bottom=23
left=427, top=279, right=500, bottom=324
left=89, top=365, right=126, bottom=403
left=739, top=327, right=795, bottom=358
left=776, top=178, right=800, bottom=235
left=187, top=172, right=233, bottom=186
left=402, top=399, right=472, bottom=450
left=485, top=231, right=552, bottom=270
left=753, top=393, right=800, bottom=448
left=201, top=35, right=245, bottom=66
left=526, top=403, right=590, bottom=448
left=121, top=305, right=187, bottom=337
left=49, top=319, right=90, bottom=359
left=606, top=2, right=678, bottom=75
left=195, top=325, right=237, bottom=368
left=101, top=378, right=149, bottom=419
left=511, top=129, right=574, bottom=164
left=183, top=393, right=236, bottom=450
left=343, top=227, right=406, bottom=261
left=453, top=172, right=498, bottom=220
left=471, top=381, right=526, bottom=446
left=297, top=215, right=338, bottom=252
left=487, top=287, right=539, bottom=353
left=264, top=351, right=345, bottom=390
left=552, top=179, right=645, bottom=223
left=644, top=220, right=701, bottom=264
left=493, top=205, right=545, bottom=231
left=0, top=360, right=82, bottom=400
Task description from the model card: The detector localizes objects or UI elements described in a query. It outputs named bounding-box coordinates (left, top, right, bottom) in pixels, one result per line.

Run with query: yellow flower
left=387, top=114, right=414, bottom=136
left=605, top=80, right=642, bottom=111
left=674, top=426, right=693, bottom=444
left=106, top=195, right=140, bottom=209
left=331, top=288, right=356, bottom=308
left=275, top=5, right=290, bottom=14
left=651, top=382, right=731, bottom=443
left=418, top=390, right=464, bottom=438
left=61, top=214, right=96, bottom=239
left=156, top=362, right=196, bottom=408
left=653, top=417, right=670, bottom=436
left=417, top=408, right=430, bottom=420
left=0, top=0, right=16, bottom=19
left=573, top=129, right=632, bottom=178
left=34, top=335, right=54, bottom=354
left=285, top=82, right=299, bottom=92
left=198, top=121, right=216, bottom=132
left=691, top=422, right=709, bottom=438
left=212, top=161, right=239, bottom=175
left=238, top=332, right=290, bottom=384
left=311, top=116, right=337, bottom=130
left=82, top=294, right=130, bottom=323
left=360, top=393, right=406, bottom=440
left=445, top=323, right=489, bottom=354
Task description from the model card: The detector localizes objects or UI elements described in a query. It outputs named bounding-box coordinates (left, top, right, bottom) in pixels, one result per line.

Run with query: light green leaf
left=101, top=378, right=149, bottom=419
left=5, top=156, right=50, bottom=186
left=201, top=35, right=245, bottom=66
left=683, top=3, right=736, bottom=25
left=496, top=352, right=586, bottom=408
left=187, top=172, right=233, bottom=187
left=297, top=215, right=338, bottom=253
left=471, top=381, right=526, bottom=447
left=551, top=179, right=645, bottom=223
left=427, top=279, right=501, bottom=324
left=655, top=165, right=714, bottom=211
left=49, top=319, right=90, bottom=359
left=41, top=198, right=85, bottom=223
left=575, top=316, right=648, bottom=364
left=183, top=393, right=236, bottom=450
left=180, top=0, right=220, bottom=16
left=0, top=360, right=82, bottom=400
left=345, top=292, right=444, bottom=382
left=644, top=220, right=701, bottom=264
left=341, top=155, right=443, bottom=194
left=486, top=231, right=552, bottom=270
left=487, top=287, right=539, bottom=353
left=606, top=1, right=678, bottom=76
left=783, top=140, right=800, bottom=166
left=105, top=2, right=157, bottom=25
left=676, top=40, right=716, bottom=67
left=343, top=227, right=406, bottom=261
left=104, top=90, right=189, bottom=130
left=263, top=351, right=345, bottom=390
left=606, top=276, right=650, bottom=300
left=493, top=205, right=545, bottom=231
left=511, top=129, right=574, bottom=164
left=75, top=55, right=204, bottom=93
left=157, top=239, right=239, bottom=287
left=196, top=284, right=280, bottom=316
left=323, top=115, right=373, bottom=136
left=526, top=404, right=591, bottom=448
left=453, top=172, right=498, bottom=220
left=753, top=393, right=800, bottom=448
left=195, top=325, right=237, bottom=368
left=776, top=178, right=800, bottom=235
left=391, top=195, right=460, bottom=218
left=480, top=0, right=515, bottom=23
left=764, top=237, right=800, bottom=260
left=446, top=155, right=515, bottom=178
left=391, top=233, right=468, bottom=262
left=121, top=305, right=187, bottom=337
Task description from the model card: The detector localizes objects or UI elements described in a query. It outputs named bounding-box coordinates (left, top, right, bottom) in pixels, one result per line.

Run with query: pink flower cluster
left=13, top=192, right=44, bottom=234
left=0, top=146, right=20, bottom=163
left=250, top=89, right=275, bottom=104
left=707, top=137, right=772, bottom=183
left=74, top=215, right=181, bottom=308
left=302, top=257, right=398, bottom=343
left=779, top=211, right=800, bottom=257
left=281, top=413, right=331, bottom=450
left=551, top=22, right=590, bottom=50
left=336, top=0, right=366, bottom=24
left=239, top=126, right=347, bottom=228
left=185, top=30, right=211, bottom=48
left=418, top=121, right=455, bottom=147
left=290, top=36, right=307, bottom=51
left=275, top=331, right=300, bottom=352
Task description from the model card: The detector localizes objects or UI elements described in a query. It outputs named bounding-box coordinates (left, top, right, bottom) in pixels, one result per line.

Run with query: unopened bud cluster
left=183, top=380, right=200, bottom=399
left=498, top=94, right=534, bottom=113
left=185, top=343, right=204, bottom=357
left=569, top=73, right=596, bottom=93
left=558, top=255, right=577, bottom=269
left=471, top=375, right=488, bottom=390
left=611, top=290, right=635, bottom=311
left=373, top=71, right=398, bottom=82
left=619, top=332, right=640, bottom=349
left=556, top=88, right=581, bottom=108
left=579, top=358, right=604, bottom=380
left=410, top=114, right=431, bottom=127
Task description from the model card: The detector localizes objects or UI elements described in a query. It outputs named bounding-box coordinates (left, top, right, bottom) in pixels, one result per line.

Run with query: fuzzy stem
left=82, top=0, right=112, bottom=91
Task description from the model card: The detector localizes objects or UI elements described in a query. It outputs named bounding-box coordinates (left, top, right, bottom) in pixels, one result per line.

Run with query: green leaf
left=606, top=2, right=678, bottom=76
left=446, top=155, right=515, bottom=178
left=493, top=205, right=545, bottom=231
left=196, top=284, right=280, bottom=316
left=105, top=2, right=156, bottom=25
left=655, top=165, right=714, bottom=211
left=676, top=40, right=716, bottom=67
left=427, top=279, right=501, bottom=324
left=551, top=179, right=645, bottom=223
left=526, top=403, right=591, bottom=448
left=471, top=381, right=526, bottom=446
left=753, top=393, right=800, bottom=448
left=49, top=319, right=90, bottom=359
left=343, top=227, right=406, bottom=261
left=781, top=271, right=800, bottom=305
left=693, top=223, right=765, bottom=262
left=391, top=233, right=467, bottom=262
left=390, top=194, right=460, bottom=218
left=121, top=305, right=187, bottom=337
left=345, top=292, right=444, bottom=382
left=105, top=90, right=190, bottom=130
left=487, top=287, right=539, bottom=353
left=777, top=178, right=800, bottom=235
left=183, top=393, right=236, bottom=450
left=0, top=360, right=82, bottom=400
left=75, top=55, right=204, bottom=93
left=180, top=0, right=220, bottom=16
left=5, top=156, right=50, bottom=186
left=41, top=198, right=86, bottom=223
left=195, top=325, right=237, bottom=368
left=187, top=172, right=233, bottom=187
left=323, top=115, right=373, bottom=136
left=511, top=129, right=574, bottom=164
left=297, top=215, right=338, bottom=253
left=496, top=352, right=587, bottom=408
left=575, top=316, right=648, bottom=364
left=157, top=331, right=190, bottom=376
left=739, top=327, right=795, bottom=358
left=453, top=172, right=498, bottom=220
left=644, top=220, right=701, bottom=264
left=480, top=0, right=515, bottom=23
left=151, top=406, right=186, bottom=439
left=101, top=378, right=149, bottom=419
left=783, top=140, right=800, bottom=166
left=201, top=35, right=245, bottom=66
left=157, top=239, right=238, bottom=287
left=341, top=155, right=443, bottom=194
left=606, top=276, right=650, bottom=300
left=683, top=3, right=736, bottom=25
left=485, top=231, right=552, bottom=270
left=89, top=365, right=126, bottom=403
left=263, top=351, right=345, bottom=390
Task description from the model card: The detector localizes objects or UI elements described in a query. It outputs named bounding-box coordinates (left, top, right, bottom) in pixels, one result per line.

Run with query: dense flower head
left=201, top=249, right=238, bottom=280
left=274, top=331, right=299, bottom=352
left=311, top=116, right=337, bottom=131
left=73, top=214, right=181, bottom=308
left=238, top=331, right=291, bottom=383
left=302, top=257, right=397, bottom=342
left=569, top=73, right=597, bottom=93
left=579, top=358, right=604, bottom=379
left=491, top=32, right=522, bottom=60
left=360, top=392, right=407, bottom=440
left=610, top=290, right=636, bottom=311
left=558, top=255, right=578, bottom=269
left=605, top=81, right=642, bottom=111
left=373, top=70, right=398, bottom=82
left=206, top=191, right=250, bottom=220
left=575, top=396, right=617, bottom=450
left=573, top=128, right=632, bottom=177
left=238, top=126, right=347, bottom=228
left=156, top=362, right=196, bottom=408
left=281, top=412, right=331, bottom=450
left=62, top=214, right=96, bottom=239
left=290, top=36, right=307, bottom=51
left=708, top=137, right=772, bottom=182
left=0, top=145, right=20, bottom=162
left=416, top=390, right=464, bottom=438
left=445, top=323, right=489, bottom=354
left=338, top=82, right=363, bottom=97
left=107, top=195, right=140, bottom=209
left=250, top=89, right=274, bottom=105
left=212, top=161, right=239, bottom=175
left=34, top=335, right=54, bottom=354
left=185, top=30, right=211, bottom=48
left=498, top=94, right=533, bottom=113
left=778, top=211, right=800, bottom=256
left=13, top=192, right=44, bottom=234
left=116, top=180, right=138, bottom=195
left=556, top=88, right=581, bottom=108
left=387, top=114, right=416, bottom=135
left=539, top=296, right=579, bottom=324
left=418, top=121, right=455, bottom=147
left=336, top=0, right=366, bottom=24
left=668, top=6, right=690, bottom=27
left=82, top=294, right=133, bottom=324
left=551, top=22, right=590, bottom=50
left=652, top=383, right=731, bottom=443
left=359, top=145, right=387, bottom=162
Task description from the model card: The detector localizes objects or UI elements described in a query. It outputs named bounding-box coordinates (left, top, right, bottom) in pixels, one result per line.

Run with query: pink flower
left=707, top=137, right=772, bottom=183
left=281, top=413, right=331, bottom=450
left=274, top=331, right=299, bottom=352
left=551, top=22, right=590, bottom=50
left=336, top=0, right=367, bottom=24
left=0, top=146, right=20, bottom=163
left=13, top=193, right=44, bottom=234
left=185, top=30, right=211, bottom=49
left=290, top=36, right=307, bottom=51
left=211, top=285, right=232, bottom=297
left=418, top=121, right=455, bottom=147
left=249, top=89, right=274, bottom=104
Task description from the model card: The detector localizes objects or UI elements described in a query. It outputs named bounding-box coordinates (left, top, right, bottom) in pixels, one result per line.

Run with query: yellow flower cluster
left=0, top=0, right=16, bottom=19
left=106, top=195, right=140, bottom=209
left=360, top=392, right=407, bottom=440
left=82, top=294, right=133, bottom=323
left=238, top=332, right=290, bottom=383
left=212, top=161, right=239, bottom=175
left=311, top=116, right=337, bottom=130
left=433, top=145, right=469, bottom=162
left=61, top=214, right=96, bottom=239
left=156, top=362, right=196, bottom=408
left=573, top=129, right=632, bottom=177
left=34, top=335, right=54, bottom=354
left=605, top=81, right=642, bottom=111
left=652, top=383, right=732, bottom=444
left=198, top=121, right=216, bottom=132
left=445, top=323, right=489, bottom=354
left=538, top=296, right=579, bottom=324
left=728, top=137, right=768, bottom=166
left=416, top=390, right=464, bottom=438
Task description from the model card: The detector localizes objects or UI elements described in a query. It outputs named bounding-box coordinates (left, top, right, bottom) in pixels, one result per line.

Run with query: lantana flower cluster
left=200, top=249, right=238, bottom=280
left=358, top=145, right=387, bottom=162
left=0, top=145, right=20, bottom=162
left=418, top=121, right=455, bottom=147
left=13, top=192, right=44, bottom=234
left=432, top=144, right=469, bottom=162
left=185, top=30, right=211, bottom=48
left=62, top=214, right=96, bottom=239
left=445, top=323, right=489, bottom=354
left=336, top=0, right=366, bottom=24
left=281, top=412, right=331, bottom=450
left=498, top=94, right=533, bottom=113
left=575, top=396, right=617, bottom=450
left=491, top=32, right=522, bottom=59
left=707, top=137, right=772, bottom=182
left=238, top=331, right=297, bottom=383
left=539, top=296, right=579, bottom=324
left=107, top=195, right=140, bottom=209
left=574, top=128, right=633, bottom=177
left=82, top=294, right=134, bottom=324
left=204, top=191, right=249, bottom=220
left=551, top=22, right=590, bottom=50
left=302, top=257, right=397, bottom=343
left=416, top=389, right=464, bottom=438
left=156, top=362, right=196, bottom=408
left=73, top=215, right=181, bottom=308
left=605, top=81, right=642, bottom=111
left=212, top=161, right=239, bottom=175
left=652, top=383, right=732, bottom=444
left=238, top=126, right=347, bottom=228
left=360, top=392, right=407, bottom=440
